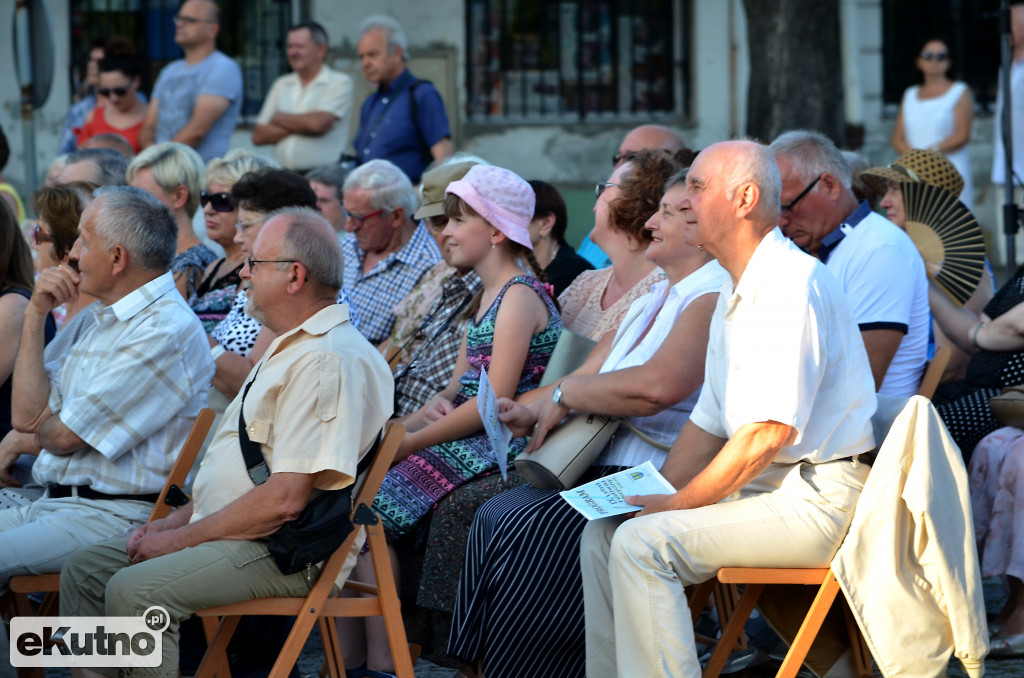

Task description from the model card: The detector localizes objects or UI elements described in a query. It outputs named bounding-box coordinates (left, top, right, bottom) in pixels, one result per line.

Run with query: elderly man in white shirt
left=580, top=140, right=878, bottom=678
left=252, top=21, right=353, bottom=172
left=0, top=186, right=213, bottom=673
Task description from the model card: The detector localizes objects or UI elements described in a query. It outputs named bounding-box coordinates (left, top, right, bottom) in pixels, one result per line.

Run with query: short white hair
left=343, top=159, right=419, bottom=220
left=359, top=15, right=407, bottom=55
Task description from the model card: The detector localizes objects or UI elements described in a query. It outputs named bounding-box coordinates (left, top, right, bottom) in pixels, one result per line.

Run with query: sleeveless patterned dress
left=373, top=275, right=562, bottom=539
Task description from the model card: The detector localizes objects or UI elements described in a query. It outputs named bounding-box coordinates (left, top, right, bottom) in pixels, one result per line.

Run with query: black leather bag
left=238, top=366, right=380, bottom=575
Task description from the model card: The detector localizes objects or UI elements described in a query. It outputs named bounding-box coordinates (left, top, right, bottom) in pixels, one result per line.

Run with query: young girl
left=372, top=164, right=563, bottom=540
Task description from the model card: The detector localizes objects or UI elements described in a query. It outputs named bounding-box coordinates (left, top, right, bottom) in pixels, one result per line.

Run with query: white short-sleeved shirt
left=821, top=203, right=929, bottom=397
left=191, top=304, right=393, bottom=522
left=256, top=66, right=354, bottom=171
left=595, top=260, right=727, bottom=469
left=36, top=273, right=215, bottom=493
left=689, top=228, right=876, bottom=465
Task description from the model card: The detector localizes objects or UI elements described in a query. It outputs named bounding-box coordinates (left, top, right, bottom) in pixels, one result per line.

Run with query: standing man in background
left=253, top=21, right=353, bottom=173
left=351, top=15, right=453, bottom=184
left=140, top=0, right=242, bottom=162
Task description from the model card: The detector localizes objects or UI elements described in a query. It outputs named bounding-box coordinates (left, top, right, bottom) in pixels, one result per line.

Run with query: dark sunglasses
left=595, top=182, right=620, bottom=199
left=97, top=86, right=131, bottom=98
left=201, top=191, right=235, bottom=213
left=920, top=51, right=949, bottom=62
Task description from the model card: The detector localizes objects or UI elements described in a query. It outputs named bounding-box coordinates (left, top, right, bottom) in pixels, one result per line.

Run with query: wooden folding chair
left=917, top=344, right=951, bottom=400
left=1, top=407, right=215, bottom=678
left=194, top=423, right=412, bottom=678
left=691, top=397, right=914, bottom=678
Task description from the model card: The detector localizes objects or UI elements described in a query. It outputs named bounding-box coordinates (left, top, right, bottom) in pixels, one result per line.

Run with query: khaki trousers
left=59, top=536, right=317, bottom=678
left=580, top=459, right=869, bottom=678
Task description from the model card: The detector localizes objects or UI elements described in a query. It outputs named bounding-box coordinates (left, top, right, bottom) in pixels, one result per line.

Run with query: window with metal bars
left=68, top=0, right=291, bottom=121
left=466, top=0, right=685, bottom=122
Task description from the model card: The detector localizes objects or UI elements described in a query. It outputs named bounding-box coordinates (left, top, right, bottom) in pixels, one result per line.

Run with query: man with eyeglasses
left=139, top=0, right=242, bottom=162
left=253, top=22, right=353, bottom=173
left=770, top=129, right=928, bottom=398
left=340, top=159, right=441, bottom=344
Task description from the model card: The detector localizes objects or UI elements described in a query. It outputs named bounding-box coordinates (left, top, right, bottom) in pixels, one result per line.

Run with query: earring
left=491, top=243, right=496, bottom=249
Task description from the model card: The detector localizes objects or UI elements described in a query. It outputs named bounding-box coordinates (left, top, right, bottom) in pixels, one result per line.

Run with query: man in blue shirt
left=351, top=16, right=453, bottom=184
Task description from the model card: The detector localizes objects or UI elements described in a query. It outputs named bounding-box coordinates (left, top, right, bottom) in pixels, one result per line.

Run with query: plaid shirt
left=393, top=269, right=482, bottom=416
left=36, top=272, right=215, bottom=494
left=342, top=223, right=441, bottom=344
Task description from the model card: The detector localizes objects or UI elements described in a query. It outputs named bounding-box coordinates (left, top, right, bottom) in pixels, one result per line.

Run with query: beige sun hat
left=860, top=149, right=964, bottom=199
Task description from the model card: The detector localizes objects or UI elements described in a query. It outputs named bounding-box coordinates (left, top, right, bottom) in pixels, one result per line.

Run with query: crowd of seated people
left=0, top=89, right=1007, bottom=677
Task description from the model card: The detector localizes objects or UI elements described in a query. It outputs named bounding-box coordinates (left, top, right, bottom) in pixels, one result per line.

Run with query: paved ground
left=36, top=576, right=1024, bottom=676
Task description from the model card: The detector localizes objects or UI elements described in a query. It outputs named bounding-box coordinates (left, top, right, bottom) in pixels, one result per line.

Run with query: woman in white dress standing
left=891, top=38, right=975, bottom=209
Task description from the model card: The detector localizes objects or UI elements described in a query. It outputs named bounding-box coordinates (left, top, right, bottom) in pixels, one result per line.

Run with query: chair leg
left=703, top=583, right=764, bottom=678
left=364, top=522, right=415, bottom=678
left=318, top=616, right=345, bottom=678
left=776, top=576, right=842, bottom=678
left=841, top=600, right=873, bottom=678
left=195, top=615, right=241, bottom=678
left=712, top=582, right=745, bottom=650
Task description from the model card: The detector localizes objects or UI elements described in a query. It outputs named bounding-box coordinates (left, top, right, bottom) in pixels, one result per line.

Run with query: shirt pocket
left=317, top=353, right=341, bottom=423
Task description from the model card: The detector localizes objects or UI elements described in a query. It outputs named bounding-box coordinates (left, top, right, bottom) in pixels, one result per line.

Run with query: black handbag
left=238, top=365, right=382, bottom=575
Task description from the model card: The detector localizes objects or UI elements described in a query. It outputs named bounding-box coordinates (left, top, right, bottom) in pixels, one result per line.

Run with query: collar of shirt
left=350, top=222, right=441, bottom=279
left=818, top=200, right=872, bottom=264
left=104, top=271, right=177, bottom=322
left=378, top=68, right=413, bottom=96
left=262, top=303, right=351, bottom=359
left=728, top=228, right=797, bottom=309
left=441, top=268, right=482, bottom=297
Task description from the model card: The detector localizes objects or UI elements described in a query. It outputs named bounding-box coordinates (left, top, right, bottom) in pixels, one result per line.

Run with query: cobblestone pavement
left=36, top=577, right=1024, bottom=677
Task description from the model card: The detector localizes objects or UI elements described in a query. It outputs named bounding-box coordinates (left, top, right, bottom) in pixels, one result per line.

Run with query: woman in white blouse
left=446, top=170, right=727, bottom=678
left=891, top=38, right=975, bottom=208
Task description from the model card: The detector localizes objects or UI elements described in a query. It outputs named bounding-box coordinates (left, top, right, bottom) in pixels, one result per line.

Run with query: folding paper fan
left=901, top=181, right=985, bottom=305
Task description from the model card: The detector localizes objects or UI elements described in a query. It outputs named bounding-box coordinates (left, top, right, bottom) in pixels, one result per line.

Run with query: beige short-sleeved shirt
left=557, top=267, right=665, bottom=341
left=191, top=304, right=393, bottom=522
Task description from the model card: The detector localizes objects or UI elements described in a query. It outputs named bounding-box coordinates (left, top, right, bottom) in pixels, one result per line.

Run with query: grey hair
left=206, top=150, right=278, bottom=190
left=64, top=148, right=128, bottom=186
left=92, top=185, right=177, bottom=272
left=305, top=164, right=350, bottom=201
left=768, top=129, right=852, bottom=190
left=663, top=168, right=689, bottom=193
left=343, top=159, right=419, bottom=221
left=267, top=206, right=343, bottom=291
left=127, top=142, right=206, bottom=218
left=721, top=140, right=782, bottom=222
left=359, top=15, right=407, bottom=55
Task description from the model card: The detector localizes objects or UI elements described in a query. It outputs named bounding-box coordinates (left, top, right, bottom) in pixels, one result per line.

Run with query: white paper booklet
left=477, top=366, right=511, bottom=480
left=560, top=460, right=676, bottom=520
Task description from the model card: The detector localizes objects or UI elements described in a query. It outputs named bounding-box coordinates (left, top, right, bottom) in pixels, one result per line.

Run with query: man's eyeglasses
left=246, top=257, right=299, bottom=270
left=32, top=223, right=55, bottom=245
left=920, top=51, right=949, bottom=62
left=595, top=182, right=620, bottom=199
left=343, top=208, right=388, bottom=228
left=97, top=86, right=131, bottom=98
left=201, top=191, right=235, bottom=213
left=173, top=14, right=210, bottom=25
left=781, top=174, right=823, bottom=214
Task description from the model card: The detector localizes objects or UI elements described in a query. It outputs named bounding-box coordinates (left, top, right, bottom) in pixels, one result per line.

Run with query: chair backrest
left=149, top=408, right=215, bottom=522
left=916, top=344, right=951, bottom=400
left=351, top=423, right=405, bottom=511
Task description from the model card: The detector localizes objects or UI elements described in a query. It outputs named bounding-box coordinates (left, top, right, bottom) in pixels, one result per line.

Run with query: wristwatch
left=552, top=383, right=566, bottom=408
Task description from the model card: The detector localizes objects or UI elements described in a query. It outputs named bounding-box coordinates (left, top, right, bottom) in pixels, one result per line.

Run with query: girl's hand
left=421, top=394, right=456, bottom=424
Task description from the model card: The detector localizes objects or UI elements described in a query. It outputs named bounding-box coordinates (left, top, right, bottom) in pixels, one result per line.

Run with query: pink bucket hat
left=445, top=165, right=535, bottom=250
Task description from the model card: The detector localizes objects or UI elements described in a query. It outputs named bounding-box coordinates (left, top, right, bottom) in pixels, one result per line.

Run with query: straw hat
left=860, top=149, right=964, bottom=199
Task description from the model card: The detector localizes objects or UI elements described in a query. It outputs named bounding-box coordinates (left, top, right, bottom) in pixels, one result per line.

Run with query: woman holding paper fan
left=447, top=160, right=726, bottom=678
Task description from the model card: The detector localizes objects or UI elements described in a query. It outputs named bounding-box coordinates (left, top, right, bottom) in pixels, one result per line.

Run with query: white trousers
left=580, top=459, right=869, bottom=678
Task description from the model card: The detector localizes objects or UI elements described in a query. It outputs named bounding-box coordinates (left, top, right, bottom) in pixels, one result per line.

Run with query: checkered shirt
left=35, top=272, right=215, bottom=494
left=342, top=223, right=442, bottom=344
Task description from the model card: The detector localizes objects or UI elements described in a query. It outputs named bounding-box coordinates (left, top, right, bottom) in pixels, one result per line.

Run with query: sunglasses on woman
left=97, top=85, right=132, bottom=98
left=920, top=51, right=949, bottom=62
left=200, top=191, right=235, bottom=213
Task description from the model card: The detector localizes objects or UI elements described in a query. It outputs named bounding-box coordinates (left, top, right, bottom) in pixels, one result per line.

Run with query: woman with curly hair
left=558, top=148, right=695, bottom=341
